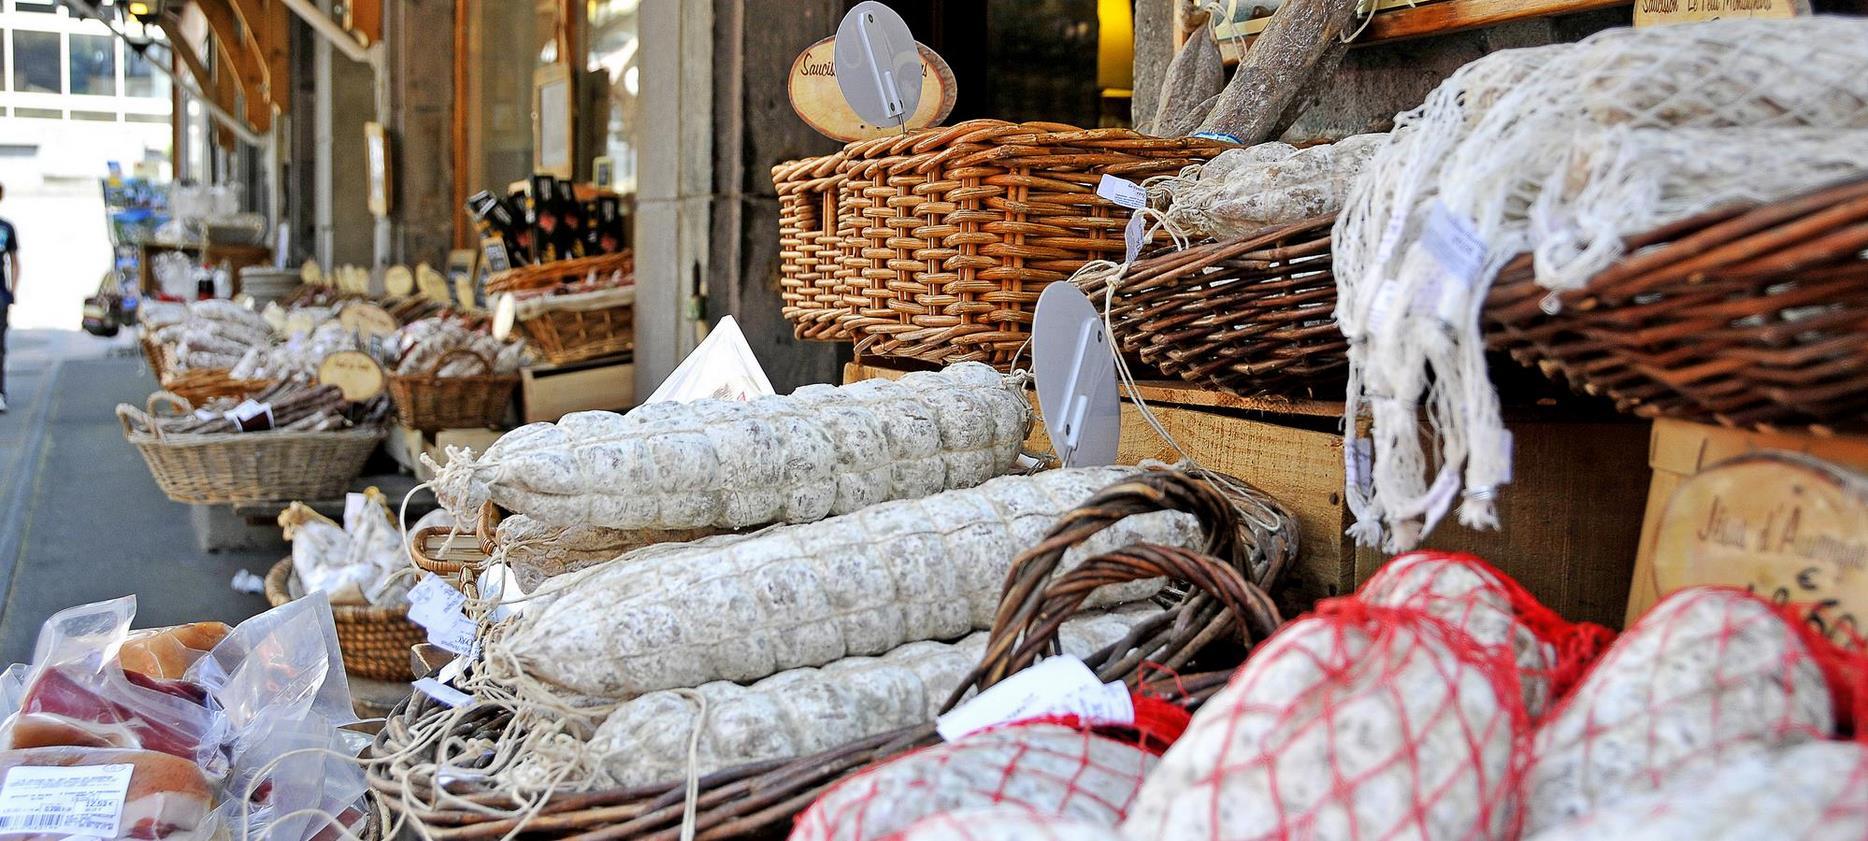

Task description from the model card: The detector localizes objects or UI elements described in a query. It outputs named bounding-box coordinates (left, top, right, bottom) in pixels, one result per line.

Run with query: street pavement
left=0, top=328, right=274, bottom=665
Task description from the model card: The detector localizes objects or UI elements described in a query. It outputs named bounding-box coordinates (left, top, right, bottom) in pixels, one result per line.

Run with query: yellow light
left=128, top=1, right=152, bottom=14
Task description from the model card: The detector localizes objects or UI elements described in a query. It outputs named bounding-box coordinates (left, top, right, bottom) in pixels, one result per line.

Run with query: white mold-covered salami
left=895, top=806, right=1128, bottom=841
left=1121, top=604, right=1523, bottom=841
left=1526, top=740, right=1868, bottom=841
left=430, top=363, right=1030, bottom=530
left=1522, top=587, right=1834, bottom=834
left=592, top=606, right=1160, bottom=787
left=792, top=724, right=1159, bottom=841
left=1360, top=552, right=1560, bottom=717
left=503, top=466, right=1200, bottom=697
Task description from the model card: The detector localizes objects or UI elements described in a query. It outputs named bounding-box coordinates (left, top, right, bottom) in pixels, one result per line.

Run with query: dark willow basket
left=368, top=469, right=1298, bottom=840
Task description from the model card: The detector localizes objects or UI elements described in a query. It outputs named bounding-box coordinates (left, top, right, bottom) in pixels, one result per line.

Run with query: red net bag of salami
left=891, top=804, right=1126, bottom=841
left=1521, top=586, right=1842, bottom=834
left=1359, top=551, right=1614, bottom=718
left=789, top=722, right=1158, bottom=841
left=1120, top=599, right=1528, bottom=841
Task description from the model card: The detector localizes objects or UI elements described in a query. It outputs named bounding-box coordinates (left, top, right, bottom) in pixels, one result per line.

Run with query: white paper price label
left=223, top=399, right=275, bottom=432
left=414, top=677, right=473, bottom=708
left=426, top=613, right=479, bottom=656
left=1422, top=201, right=1486, bottom=290
left=406, top=574, right=467, bottom=628
left=0, top=763, right=133, bottom=838
left=1346, top=437, right=1374, bottom=498
left=936, top=656, right=1134, bottom=742
left=1123, top=212, right=1146, bottom=265
left=1096, top=174, right=1147, bottom=211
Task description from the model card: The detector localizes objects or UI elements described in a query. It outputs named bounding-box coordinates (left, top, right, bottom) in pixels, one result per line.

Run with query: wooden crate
left=386, top=426, right=506, bottom=481
left=1625, top=418, right=1868, bottom=626
left=846, top=362, right=1649, bottom=627
left=520, top=355, right=636, bottom=424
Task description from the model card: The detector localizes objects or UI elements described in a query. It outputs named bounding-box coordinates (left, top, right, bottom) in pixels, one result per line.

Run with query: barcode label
left=0, top=763, right=133, bottom=838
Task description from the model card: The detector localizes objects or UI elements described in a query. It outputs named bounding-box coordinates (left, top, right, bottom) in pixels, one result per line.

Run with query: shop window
left=126, top=112, right=168, bottom=123
left=70, top=33, right=117, bottom=96
left=15, top=107, right=61, bottom=119
left=72, top=110, right=118, bottom=121
left=12, top=30, right=60, bottom=94
left=586, top=0, right=639, bottom=196
left=125, top=42, right=168, bottom=99
left=14, top=0, right=60, bottom=13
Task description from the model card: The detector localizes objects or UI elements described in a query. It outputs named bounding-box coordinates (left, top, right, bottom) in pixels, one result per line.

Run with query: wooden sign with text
left=788, top=36, right=956, bottom=142
left=1649, top=452, right=1868, bottom=643
left=1634, top=0, right=1806, bottom=26
left=317, top=350, right=386, bottom=402
left=338, top=303, right=399, bottom=339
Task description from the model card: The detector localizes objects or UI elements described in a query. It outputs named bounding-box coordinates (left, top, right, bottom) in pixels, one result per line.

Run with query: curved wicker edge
left=367, top=469, right=1294, bottom=840
left=1482, top=176, right=1868, bottom=430
left=486, top=252, right=636, bottom=296
left=384, top=350, right=520, bottom=432
left=409, top=525, right=492, bottom=579
left=266, top=558, right=424, bottom=682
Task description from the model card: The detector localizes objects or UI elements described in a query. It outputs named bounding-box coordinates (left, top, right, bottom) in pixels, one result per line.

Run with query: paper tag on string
left=406, top=575, right=467, bottom=626
left=0, top=763, right=134, bottom=838
left=413, top=677, right=472, bottom=708
left=936, top=656, right=1134, bottom=742
left=1422, top=201, right=1486, bottom=289
left=1123, top=212, right=1146, bottom=265
left=426, top=613, right=478, bottom=655
left=1365, top=279, right=1404, bottom=336
left=1346, top=437, right=1374, bottom=498
left=1096, top=174, right=1147, bottom=211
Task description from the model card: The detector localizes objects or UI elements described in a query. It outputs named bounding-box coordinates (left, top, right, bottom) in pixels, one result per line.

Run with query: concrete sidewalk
left=0, top=331, right=274, bottom=664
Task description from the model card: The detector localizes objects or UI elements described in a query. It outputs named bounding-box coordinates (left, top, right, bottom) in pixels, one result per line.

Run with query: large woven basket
left=485, top=251, right=634, bottom=296
left=511, top=287, right=635, bottom=366
left=1484, top=177, right=1868, bottom=430
left=1082, top=214, right=1341, bottom=397
left=369, top=470, right=1295, bottom=839
left=385, top=349, right=519, bottom=432
left=265, top=558, right=423, bottom=682
left=773, top=120, right=1233, bottom=368
left=116, top=395, right=384, bottom=505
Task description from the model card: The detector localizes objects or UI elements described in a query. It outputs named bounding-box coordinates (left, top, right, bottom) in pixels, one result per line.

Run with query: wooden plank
left=521, top=358, right=636, bottom=423
left=197, top=0, right=272, bottom=131
left=1217, top=0, right=1631, bottom=59
left=1127, top=379, right=1343, bottom=418
left=346, top=0, right=384, bottom=46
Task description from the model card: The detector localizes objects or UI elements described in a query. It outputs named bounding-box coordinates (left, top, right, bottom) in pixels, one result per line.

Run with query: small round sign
left=416, top=263, right=452, bottom=303
left=317, top=350, right=386, bottom=402
left=384, top=265, right=415, bottom=297
left=339, top=303, right=400, bottom=339
left=300, top=260, right=324, bottom=287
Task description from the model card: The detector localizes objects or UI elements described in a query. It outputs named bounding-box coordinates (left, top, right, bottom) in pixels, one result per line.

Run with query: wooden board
left=1634, top=0, right=1806, bottom=26
left=787, top=37, right=957, bottom=142
left=1215, top=0, right=1632, bottom=59
left=846, top=361, right=1648, bottom=628
left=1627, top=417, right=1868, bottom=625
left=521, top=356, right=636, bottom=424
left=338, top=303, right=399, bottom=339
left=317, top=351, right=386, bottom=402
left=1647, top=452, right=1867, bottom=643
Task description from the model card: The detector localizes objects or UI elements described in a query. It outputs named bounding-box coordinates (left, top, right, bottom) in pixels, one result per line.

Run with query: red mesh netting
left=890, top=804, right=1126, bottom=841
left=790, top=723, right=1157, bottom=841
left=1358, top=551, right=1614, bottom=719
left=1120, top=599, right=1527, bottom=841
left=1521, top=586, right=1838, bottom=834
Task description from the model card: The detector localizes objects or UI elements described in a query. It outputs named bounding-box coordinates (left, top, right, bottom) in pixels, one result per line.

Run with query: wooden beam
left=1216, top=0, right=1631, bottom=57
left=224, top=0, right=290, bottom=114
left=346, top=0, right=383, bottom=46
left=195, top=0, right=272, bottom=130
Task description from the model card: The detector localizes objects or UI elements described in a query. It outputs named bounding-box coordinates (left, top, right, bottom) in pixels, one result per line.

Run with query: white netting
left=1332, top=18, right=1868, bottom=550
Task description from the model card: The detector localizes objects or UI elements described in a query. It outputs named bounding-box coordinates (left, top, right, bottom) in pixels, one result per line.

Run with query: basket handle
left=433, top=348, right=494, bottom=376
left=949, top=468, right=1295, bottom=706
left=117, top=390, right=196, bottom=440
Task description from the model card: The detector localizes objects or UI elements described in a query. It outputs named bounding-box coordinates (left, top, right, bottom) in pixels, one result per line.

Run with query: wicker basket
left=369, top=470, right=1296, bottom=839
left=510, top=286, right=635, bottom=365
left=775, top=152, right=852, bottom=341
left=385, top=349, right=519, bottom=432
left=1484, top=177, right=1868, bottom=430
left=117, top=394, right=384, bottom=505
left=409, top=524, right=490, bottom=578
left=1082, top=214, right=1342, bottom=397
left=485, top=251, right=634, bottom=296
left=265, top=558, right=424, bottom=682
left=774, top=120, right=1233, bottom=368
left=159, top=367, right=278, bottom=408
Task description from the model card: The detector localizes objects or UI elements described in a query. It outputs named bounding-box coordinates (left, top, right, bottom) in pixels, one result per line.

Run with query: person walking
left=0, top=182, right=17, bottom=413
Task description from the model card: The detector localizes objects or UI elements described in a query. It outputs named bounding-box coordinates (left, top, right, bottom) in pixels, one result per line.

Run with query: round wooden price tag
left=384, top=265, right=415, bottom=297
left=416, top=263, right=452, bottom=303
left=788, top=36, right=955, bottom=142
left=301, top=260, right=325, bottom=287
left=285, top=311, right=317, bottom=336
left=317, top=350, right=386, bottom=402
left=1650, top=452, right=1868, bottom=642
left=339, top=303, right=400, bottom=338
left=491, top=292, right=518, bottom=341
